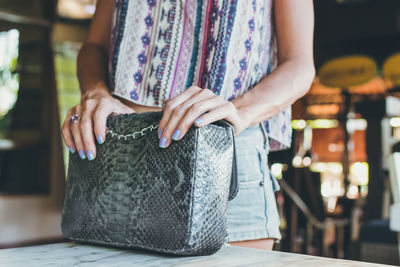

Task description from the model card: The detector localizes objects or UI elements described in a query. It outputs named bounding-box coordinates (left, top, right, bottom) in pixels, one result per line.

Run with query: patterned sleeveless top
left=108, top=0, right=292, bottom=151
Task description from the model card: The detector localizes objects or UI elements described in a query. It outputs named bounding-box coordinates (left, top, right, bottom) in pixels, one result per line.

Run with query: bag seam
left=185, top=125, right=199, bottom=249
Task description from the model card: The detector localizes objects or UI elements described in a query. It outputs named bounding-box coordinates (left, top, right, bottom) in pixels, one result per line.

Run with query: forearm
left=232, top=58, right=315, bottom=125
left=77, top=43, right=110, bottom=96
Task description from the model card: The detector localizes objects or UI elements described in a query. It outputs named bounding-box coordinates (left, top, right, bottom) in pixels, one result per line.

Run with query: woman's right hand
left=61, top=86, right=135, bottom=160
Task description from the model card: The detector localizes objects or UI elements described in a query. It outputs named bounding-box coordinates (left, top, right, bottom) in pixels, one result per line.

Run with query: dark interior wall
left=0, top=0, right=66, bottom=246
left=314, top=0, right=400, bottom=68
left=0, top=0, right=56, bottom=20
left=0, top=0, right=42, bottom=16
left=0, top=0, right=58, bottom=193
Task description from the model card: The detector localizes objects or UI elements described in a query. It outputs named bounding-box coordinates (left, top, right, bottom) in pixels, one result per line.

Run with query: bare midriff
left=116, top=96, right=162, bottom=114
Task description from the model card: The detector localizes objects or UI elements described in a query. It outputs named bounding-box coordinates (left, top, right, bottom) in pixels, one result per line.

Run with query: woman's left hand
left=157, top=86, right=250, bottom=148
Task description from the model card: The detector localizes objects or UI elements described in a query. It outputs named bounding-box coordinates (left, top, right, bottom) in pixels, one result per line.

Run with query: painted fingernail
left=97, top=134, right=104, bottom=144
left=68, top=146, right=75, bottom=154
left=87, top=150, right=95, bottom=161
left=159, top=137, right=167, bottom=148
left=195, top=118, right=203, bottom=126
left=172, top=129, right=181, bottom=141
left=79, top=150, right=86, bottom=160
left=158, top=129, right=163, bottom=139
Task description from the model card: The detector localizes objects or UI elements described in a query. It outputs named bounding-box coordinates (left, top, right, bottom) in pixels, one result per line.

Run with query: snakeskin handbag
left=61, top=111, right=238, bottom=256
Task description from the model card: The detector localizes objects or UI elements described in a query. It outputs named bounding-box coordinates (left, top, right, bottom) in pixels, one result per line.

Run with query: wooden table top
left=0, top=242, right=390, bottom=266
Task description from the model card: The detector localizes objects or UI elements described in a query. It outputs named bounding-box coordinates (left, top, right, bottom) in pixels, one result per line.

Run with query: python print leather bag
left=61, top=111, right=238, bottom=256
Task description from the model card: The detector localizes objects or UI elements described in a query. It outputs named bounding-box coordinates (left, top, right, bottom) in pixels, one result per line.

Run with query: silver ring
left=70, top=114, right=79, bottom=123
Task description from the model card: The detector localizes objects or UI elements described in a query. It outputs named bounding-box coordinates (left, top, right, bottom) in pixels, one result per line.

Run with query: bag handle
left=106, top=124, right=159, bottom=141
left=228, top=128, right=239, bottom=201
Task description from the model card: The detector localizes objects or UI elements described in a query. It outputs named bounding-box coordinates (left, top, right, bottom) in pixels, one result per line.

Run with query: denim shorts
left=226, top=123, right=281, bottom=242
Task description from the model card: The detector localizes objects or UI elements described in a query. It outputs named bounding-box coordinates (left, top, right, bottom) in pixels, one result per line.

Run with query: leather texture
left=61, top=111, right=238, bottom=256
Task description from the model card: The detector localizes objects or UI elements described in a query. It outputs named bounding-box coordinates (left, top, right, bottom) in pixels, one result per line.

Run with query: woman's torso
left=108, top=0, right=292, bottom=150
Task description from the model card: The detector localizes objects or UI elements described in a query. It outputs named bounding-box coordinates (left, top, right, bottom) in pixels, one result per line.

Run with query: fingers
left=92, top=104, right=110, bottom=145
left=158, top=86, right=201, bottom=138
left=61, top=95, right=137, bottom=161
left=159, top=87, right=239, bottom=148
left=61, top=104, right=94, bottom=160
left=161, top=96, right=222, bottom=148
left=69, top=105, right=88, bottom=160
left=194, top=102, right=240, bottom=133
left=161, top=90, right=217, bottom=146
left=61, top=110, right=77, bottom=154
left=92, top=98, right=135, bottom=145
left=79, top=101, right=97, bottom=160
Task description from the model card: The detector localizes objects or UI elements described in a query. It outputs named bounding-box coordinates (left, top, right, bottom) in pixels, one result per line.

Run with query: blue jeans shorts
left=226, top=123, right=281, bottom=242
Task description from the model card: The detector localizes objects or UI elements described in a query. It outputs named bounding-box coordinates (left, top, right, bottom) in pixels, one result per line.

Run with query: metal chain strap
left=105, top=124, right=159, bottom=141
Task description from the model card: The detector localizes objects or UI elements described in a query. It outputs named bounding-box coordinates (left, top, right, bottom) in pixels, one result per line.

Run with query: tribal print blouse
left=108, top=0, right=292, bottom=151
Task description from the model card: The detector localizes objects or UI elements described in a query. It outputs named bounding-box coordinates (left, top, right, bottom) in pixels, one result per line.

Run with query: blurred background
left=0, top=0, right=400, bottom=265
